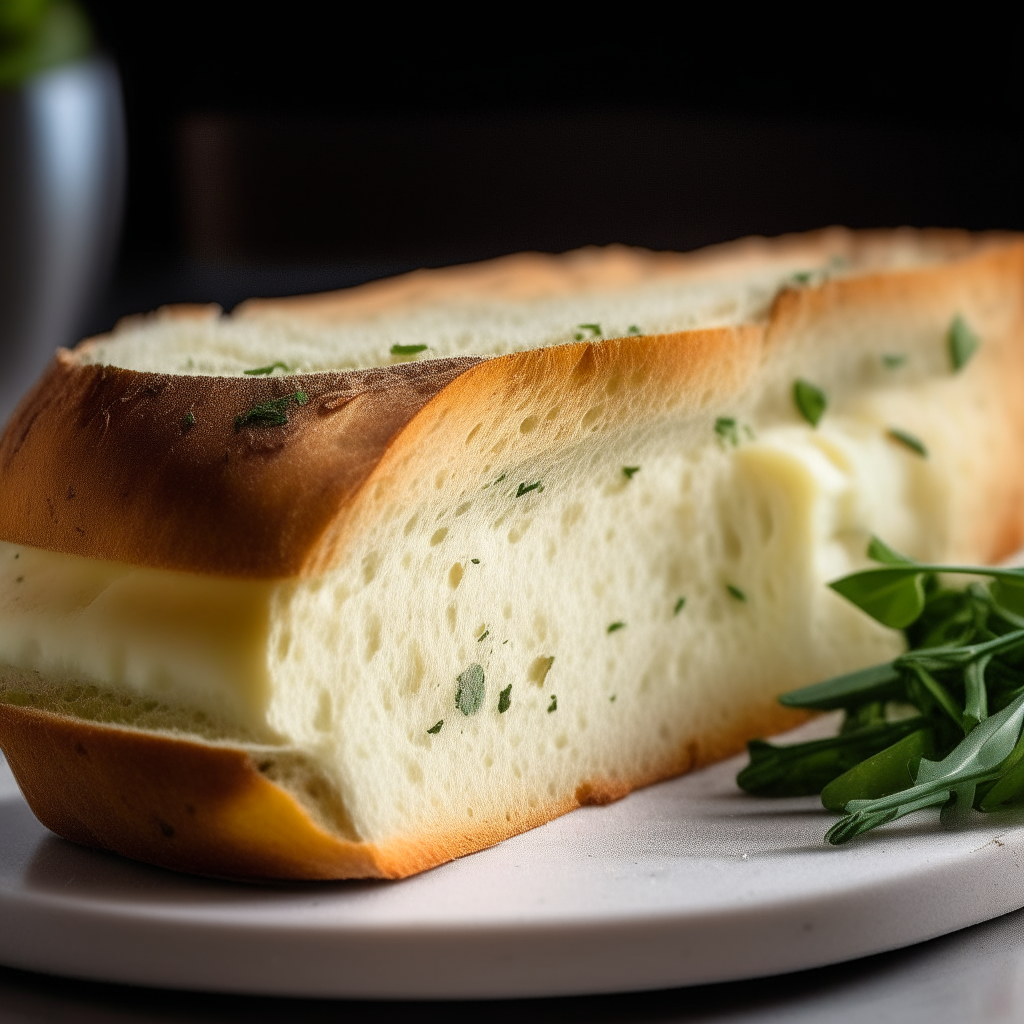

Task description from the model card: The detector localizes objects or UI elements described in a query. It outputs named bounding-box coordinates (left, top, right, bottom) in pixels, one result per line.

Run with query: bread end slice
left=0, top=700, right=805, bottom=879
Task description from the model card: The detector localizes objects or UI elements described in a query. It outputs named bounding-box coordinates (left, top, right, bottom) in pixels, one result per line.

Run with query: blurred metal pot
left=0, top=55, right=125, bottom=421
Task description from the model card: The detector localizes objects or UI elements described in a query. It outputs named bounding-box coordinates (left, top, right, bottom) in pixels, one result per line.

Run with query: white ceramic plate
left=2, top=718, right=1024, bottom=1000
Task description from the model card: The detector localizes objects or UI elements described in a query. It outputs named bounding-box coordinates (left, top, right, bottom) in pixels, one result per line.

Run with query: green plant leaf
left=737, top=719, right=924, bottom=797
left=778, top=662, right=904, bottom=710
left=455, top=664, right=485, bottom=716
left=866, top=535, right=914, bottom=565
left=821, top=727, right=935, bottom=811
left=948, top=314, right=979, bottom=372
left=829, top=567, right=927, bottom=629
left=887, top=427, right=928, bottom=458
left=826, top=690, right=1024, bottom=844
left=793, top=379, right=828, bottom=427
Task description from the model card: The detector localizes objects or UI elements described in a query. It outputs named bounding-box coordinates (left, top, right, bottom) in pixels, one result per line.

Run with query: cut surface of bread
left=1, top=230, right=1024, bottom=879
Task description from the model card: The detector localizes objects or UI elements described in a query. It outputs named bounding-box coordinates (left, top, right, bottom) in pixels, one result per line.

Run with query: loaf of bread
left=1, top=229, right=1023, bottom=880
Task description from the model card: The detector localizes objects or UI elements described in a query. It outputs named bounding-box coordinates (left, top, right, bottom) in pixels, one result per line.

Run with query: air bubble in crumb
left=448, top=563, right=463, bottom=589
left=431, top=528, right=449, bottom=546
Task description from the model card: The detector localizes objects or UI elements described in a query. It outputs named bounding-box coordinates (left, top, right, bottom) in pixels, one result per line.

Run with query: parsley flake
left=456, top=664, right=486, bottom=716
left=607, top=621, right=626, bottom=633
left=882, top=353, right=907, bottom=369
left=674, top=597, right=686, bottom=615
left=498, top=684, right=512, bottom=714
left=471, top=558, right=480, bottom=564
left=181, top=410, right=196, bottom=432
left=948, top=315, right=979, bottom=372
left=628, top=325, right=641, bottom=335
left=548, top=695, right=558, bottom=713
left=243, top=362, right=289, bottom=376
left=727, top=584, right=747, bottom=601
left=390, top=343, right=429, bottom=357
left=622, top=466, right=641, bottom=479
left=793, top=379, right=827, bottom=427
left=234, top=391, right=309, bottom=431
left=477, top=629, right=490, bottom=642
left=577, top=323, right=602, bottom=338
left=516, top=481, right=543, bottom=497
left=715, top=417, right=742, bottom=446
left=427, top=720, right=443, bottom=735
left=610, top=694, right=617, bottom=702
left=888, top=427, right=928, bottom=458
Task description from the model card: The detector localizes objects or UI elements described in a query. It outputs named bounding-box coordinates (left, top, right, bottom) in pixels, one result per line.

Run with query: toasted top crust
left=0, top=233, right=1022, bottom=579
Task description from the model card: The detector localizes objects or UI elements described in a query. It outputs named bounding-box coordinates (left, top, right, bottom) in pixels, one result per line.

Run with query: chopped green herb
left=622, top=466, right=641, bottom=479
left=882, top=353, right=907, bottom=369
left=628, top=325, right=641, bottom=335
left=727, top=584, right=746, bottom=601
left=477, top=629, right=490, bottom=642
left=578, top=323, right=602, bottom=337
left=548, top=695, right=558, bottom=713
left=243, top=362, right=289, bottom=376
left=390, top=343, right=429, bottom=356
left=674, top=597, right=686, bottom=615
left=516, top=481, right=543, bottom=497
left=427, top=720, right=443, bottom=735
left=607, top=621, right=626, bottom=633
left=498, top=684, right=512, bottom=714
left=793, top=379, right=827, bottom=427
left=490, top=473, right=506, bottom=487
left=715, top=417, right=741, bottom=446
left=887, top=427, right=928, bottom=458
left=455, top=664, right=486, bottom=716
left=234, top=391, right=309, bottom=431
left=948, top=315, right=979, bottom=372
left=610, top=694, right=617, bottom=702
left=471, top=558, right=480, bottom=564
left=790, top=271, right=813, bottom=284
left=181, top=410, right=196, bottom=431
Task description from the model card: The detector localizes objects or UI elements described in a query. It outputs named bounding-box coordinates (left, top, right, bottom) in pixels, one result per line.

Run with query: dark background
left=79, top=2, right=1024, bottom=336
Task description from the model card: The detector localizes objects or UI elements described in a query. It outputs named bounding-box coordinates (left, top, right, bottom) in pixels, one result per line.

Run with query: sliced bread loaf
left=0, top=229, right=1023, bottom=879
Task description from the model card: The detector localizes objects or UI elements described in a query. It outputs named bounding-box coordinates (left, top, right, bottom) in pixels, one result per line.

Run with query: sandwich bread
left=0, top=229, right=1023, bottom=878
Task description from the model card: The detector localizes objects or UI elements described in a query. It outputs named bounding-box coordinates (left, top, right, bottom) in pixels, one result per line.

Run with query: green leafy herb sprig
left=737, top=536, right=1024, bottom=844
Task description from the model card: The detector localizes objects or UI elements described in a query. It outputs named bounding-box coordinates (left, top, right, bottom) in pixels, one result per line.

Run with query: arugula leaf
left=948, top=315, right=979, bottom=372
left=793, top=379, right=827, bottom=427
left=738, top=719, right=926, bottom=797
left=820, top=728, right=935, bottom=811
left=779, top=662, right=904, bottom=711
left=866, top=535, right=914, bottom=565
left=826, top=691, right=1024, bottom=844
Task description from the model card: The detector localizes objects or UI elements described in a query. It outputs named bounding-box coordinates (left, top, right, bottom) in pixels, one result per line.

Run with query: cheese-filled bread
left=1, top=229, right=1023, bottom=880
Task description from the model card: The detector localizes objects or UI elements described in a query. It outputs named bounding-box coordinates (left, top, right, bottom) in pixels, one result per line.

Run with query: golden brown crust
left=0, top=699, right=805, bottom=880
left=0, top=352, right=479, bottom=578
